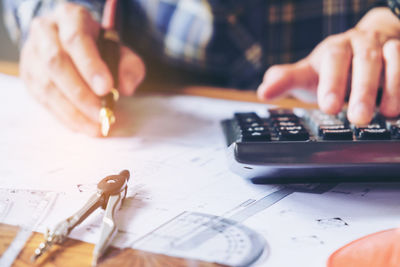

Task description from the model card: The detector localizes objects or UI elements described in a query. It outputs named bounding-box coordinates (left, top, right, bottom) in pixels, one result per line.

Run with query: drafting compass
left=31, top=170, right=130, bottom=265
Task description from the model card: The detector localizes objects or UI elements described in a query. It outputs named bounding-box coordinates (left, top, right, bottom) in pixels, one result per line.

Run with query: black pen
left=98, top=0, right=120, bottom=137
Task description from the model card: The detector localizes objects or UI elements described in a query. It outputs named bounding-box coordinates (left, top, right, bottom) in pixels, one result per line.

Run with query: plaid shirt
left=2, top=0, right=386, bottom=89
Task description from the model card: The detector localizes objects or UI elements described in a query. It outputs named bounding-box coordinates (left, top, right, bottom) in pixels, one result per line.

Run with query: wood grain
left=0, top=224, right=224, bottom=267
left=0, top=223, right=19, bottom=257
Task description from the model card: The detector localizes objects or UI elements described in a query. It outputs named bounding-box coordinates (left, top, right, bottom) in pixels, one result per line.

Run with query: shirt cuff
left=2, top=0, right=104, bottom=49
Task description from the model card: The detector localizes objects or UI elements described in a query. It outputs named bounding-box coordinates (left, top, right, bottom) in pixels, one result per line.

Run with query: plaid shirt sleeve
left=2, top=0, right=104, bottom=47
left=121, top=0, right=388, bottom=89
left=2, top=0, right=389, bottom=89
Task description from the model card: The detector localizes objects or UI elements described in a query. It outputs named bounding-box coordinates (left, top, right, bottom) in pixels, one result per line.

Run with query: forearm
left=2, top=0, right=105, bottom=47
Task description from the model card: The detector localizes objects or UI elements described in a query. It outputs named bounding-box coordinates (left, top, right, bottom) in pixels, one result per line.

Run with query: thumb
left=118, top=46, right=146, bottom=96
left=257, top=60, right=318, bottom=100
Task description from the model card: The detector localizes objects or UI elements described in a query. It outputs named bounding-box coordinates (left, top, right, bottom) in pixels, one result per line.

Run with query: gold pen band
left=99, top=88, right=119, bottom=137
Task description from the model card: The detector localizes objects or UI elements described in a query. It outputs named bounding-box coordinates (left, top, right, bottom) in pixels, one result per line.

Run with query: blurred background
left=0, top=3, right=19, bottom=62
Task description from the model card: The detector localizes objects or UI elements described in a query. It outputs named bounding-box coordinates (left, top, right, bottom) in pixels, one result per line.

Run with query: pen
left=98, top=0, right=120, bottom=137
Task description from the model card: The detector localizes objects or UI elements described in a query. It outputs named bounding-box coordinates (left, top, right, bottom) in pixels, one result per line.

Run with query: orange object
left=328, top=228, right=400, bottom=267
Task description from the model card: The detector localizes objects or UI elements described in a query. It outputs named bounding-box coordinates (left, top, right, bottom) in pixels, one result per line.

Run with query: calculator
left=221, top=108, right=400, bottom=183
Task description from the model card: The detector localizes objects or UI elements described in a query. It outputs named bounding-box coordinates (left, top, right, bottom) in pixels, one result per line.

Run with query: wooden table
left=0, top=61, right=317, bottom=267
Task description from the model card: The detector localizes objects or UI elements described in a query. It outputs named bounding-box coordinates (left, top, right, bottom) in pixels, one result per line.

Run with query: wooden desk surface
left=0, top=61, right=316, bottom=267
left=0, top=61, right=318, bottom=109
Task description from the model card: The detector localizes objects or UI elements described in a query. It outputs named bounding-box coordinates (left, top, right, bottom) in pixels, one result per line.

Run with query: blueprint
left=1, top=74, right=400, bottom=266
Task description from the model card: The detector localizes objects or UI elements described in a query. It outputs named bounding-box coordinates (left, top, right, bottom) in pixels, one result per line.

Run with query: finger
left=55, top=3, right=113, bottom=96
left=381, top=39, right=400, bottom=117
left=257, top=60, right=318, bottom=100
left=118, top=46, right=146, bottom=96
left=33, top=17, right=102, bottom=122
left=22, top=47, right=100, bottom=136
left=348, top=32, right=383, bottom=125
left=317, top=40, right=352, bottom=114
left=29, top=80, right=101, bottom=136
left=20, top=34, right=38, bottom=83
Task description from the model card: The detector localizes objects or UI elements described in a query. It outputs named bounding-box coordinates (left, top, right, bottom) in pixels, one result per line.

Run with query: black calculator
left=221, top=108, right=400, bottom=183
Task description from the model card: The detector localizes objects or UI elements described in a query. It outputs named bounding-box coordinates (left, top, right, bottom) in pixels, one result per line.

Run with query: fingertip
left=256, top=82, right=272, bottom=100
left=82, top=123, right=103, bottom=137
left=256, top=83, right=267, bottom=100
left=347, top=103, right=373, bottom=125
left=92, top=73, right=112, bottom=96
left=380, top=103, right=400, bottom=118
left=119, top=72, right=139, bottom=96
left=257, top=65, right=291, bottom=100
left=319, top=93, right=342, bottom=115
left=119, top=47, right=146, bottom=96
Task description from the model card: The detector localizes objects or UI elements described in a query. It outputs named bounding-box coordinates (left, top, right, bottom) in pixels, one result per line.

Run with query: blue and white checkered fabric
left=2, top=0, right=386, bottom=88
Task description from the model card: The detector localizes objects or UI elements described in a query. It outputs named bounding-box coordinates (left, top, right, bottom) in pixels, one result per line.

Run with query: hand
left=257, top=7, right=400, bottom=125
left=20, top=3, right=145, bottom=136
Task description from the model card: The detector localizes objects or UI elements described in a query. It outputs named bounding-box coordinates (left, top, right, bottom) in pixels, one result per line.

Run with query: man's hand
left=257, top=7, right=400, bottom=125
left=20, top=3, right=145, bottom=136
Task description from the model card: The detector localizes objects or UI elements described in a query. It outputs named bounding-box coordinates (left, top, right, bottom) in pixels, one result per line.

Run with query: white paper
left=1, top=74, right=400, bottom=267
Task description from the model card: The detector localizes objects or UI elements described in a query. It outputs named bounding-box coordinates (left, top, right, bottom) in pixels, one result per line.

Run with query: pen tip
left=99, top=107, right=115, bottom=137
left=101, top=120, right=110, bottom=137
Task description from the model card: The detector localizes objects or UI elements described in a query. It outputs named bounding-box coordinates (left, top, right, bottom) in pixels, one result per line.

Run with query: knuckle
left=71, top=86, right=89, bottom=103
left=45, top=48, right=67, bottom=69
left=324, top=32, right=348, bottom=46
left=325, top=45, right=350, bottom=59
left=30, top=17, right=48, bottom=33
left=324, top=35, right=339, bottom=45
left=365, top=30, right=381, bottom=42
left=62, top=29, right=84, bottom=47
left=67, top=4, right=90, bottom=20
left=355, top=47, right=382, bottom=62
left=268, top=64, right=295, bottom=86
left=40, top=81, right=54, bottom=97
left=58, top=3, right=87, bottom=16
left=266, top=65, right=288, bottom=77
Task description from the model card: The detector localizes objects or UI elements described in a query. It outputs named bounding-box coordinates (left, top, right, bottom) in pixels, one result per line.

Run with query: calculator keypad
left=232, top=109, right=400, bottom=142
left=234, top=113, right=271, bottom=142
left=269, top=112, right=309, bottom=141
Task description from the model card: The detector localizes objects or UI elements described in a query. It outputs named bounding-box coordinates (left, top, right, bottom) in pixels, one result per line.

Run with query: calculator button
left=321, top=129, right=353, bottom=140
left=356, top=128, right=391, bottom=140
left=278, top=125, right=304, bottom=132
left=391, top=126, right=400, bottom=139
left=370, top=114, right=387, bottom=128
left=271, top=121, right=298, bottom=127
left=270, top=116, right=299, bottom=123
left=268, top=109, right=294, bottom=116
left=241, top=131, right=271, bottom=141
left=242, top=126, right=267, bottom=132
left=277, top=130, right=309, bottom=141
left=318, top=124, right=347, bottom=135
left=234, top=112, right=261, bottom=125
left=318, top=125, right=353, bottom=140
